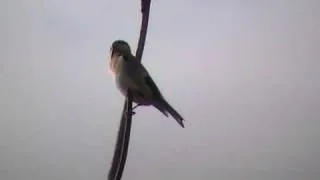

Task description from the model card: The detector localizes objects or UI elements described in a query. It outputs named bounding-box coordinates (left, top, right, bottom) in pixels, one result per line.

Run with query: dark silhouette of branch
left=136, top=0, right=151, bottom=62
left=108, top=91, right=133, bottom=180
left=108, top=0, right=151, bottom=180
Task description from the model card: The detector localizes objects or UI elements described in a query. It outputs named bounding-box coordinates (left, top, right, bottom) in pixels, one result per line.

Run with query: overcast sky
left=1, top=0, right=319, bottom=180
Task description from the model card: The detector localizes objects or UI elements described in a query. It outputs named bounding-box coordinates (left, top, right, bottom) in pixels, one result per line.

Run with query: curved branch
left=136, top=0, right=151, bottom=62
left=108, top=0, right=151, bottom=180
left=108, top=93, right=132, bottom=180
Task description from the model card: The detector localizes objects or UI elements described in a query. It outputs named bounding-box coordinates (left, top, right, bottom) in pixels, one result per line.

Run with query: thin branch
left=108, top=92, right=132, bottom=180
left=108, top=0, right=152, bottom=179
left=136, top=0, right=151, bottom=62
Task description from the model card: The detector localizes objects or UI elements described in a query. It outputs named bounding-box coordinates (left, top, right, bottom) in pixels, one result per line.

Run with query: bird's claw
left=125, top=110, right=136, bottom=119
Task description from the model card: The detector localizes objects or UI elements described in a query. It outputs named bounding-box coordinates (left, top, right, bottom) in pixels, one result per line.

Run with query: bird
left=108, top=40, right=185, bottom=128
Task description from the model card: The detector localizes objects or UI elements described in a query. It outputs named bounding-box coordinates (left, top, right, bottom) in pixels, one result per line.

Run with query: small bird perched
left=108, top=40, right=185, bottom=128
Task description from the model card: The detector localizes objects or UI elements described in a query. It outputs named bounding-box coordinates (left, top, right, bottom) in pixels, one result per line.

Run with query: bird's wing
left=142, top=66, right=185, bottom=128
left=143, top=74, right=164, bottom=100
left=123, top=58, right=160, bottom=95
left=132, top=62, right=164, bottom=99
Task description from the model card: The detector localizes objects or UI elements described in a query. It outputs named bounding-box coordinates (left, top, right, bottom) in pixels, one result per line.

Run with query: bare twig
left=108, top=92, right=132, bottom=180
left=136, top=0, right=151, bottom=62
left=108, top=0, right=151, bottom=179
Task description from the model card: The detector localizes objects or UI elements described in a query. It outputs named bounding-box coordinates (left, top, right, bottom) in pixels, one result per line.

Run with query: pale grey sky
left=1, top=0, right=319, bottom=180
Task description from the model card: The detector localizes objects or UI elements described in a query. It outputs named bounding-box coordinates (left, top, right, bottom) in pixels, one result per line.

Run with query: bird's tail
left=153, top=99, right=185, bottom=128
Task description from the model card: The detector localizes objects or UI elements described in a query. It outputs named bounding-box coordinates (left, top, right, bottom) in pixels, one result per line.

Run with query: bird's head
left=110, top=40, right=132, bottom=58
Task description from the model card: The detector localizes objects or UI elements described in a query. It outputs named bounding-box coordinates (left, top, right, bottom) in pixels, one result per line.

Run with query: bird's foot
left=124, top=104, right=140, bottom=119
left=125, top=110, right=136, bottom=119
left=130, top=104, right=140, bottom=116
left=132, top=104, right=140, bottom=110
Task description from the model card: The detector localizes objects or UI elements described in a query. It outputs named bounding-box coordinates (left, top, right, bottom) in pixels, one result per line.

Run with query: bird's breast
left=111, top=56, right=154, bottom=105
left=115, top=71, right=138, bottom=95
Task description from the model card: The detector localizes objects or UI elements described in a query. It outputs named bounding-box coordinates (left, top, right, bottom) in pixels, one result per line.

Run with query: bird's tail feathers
left=153, top=100, right=185, bottom=128
left=154, top=104, right=169, bottom=117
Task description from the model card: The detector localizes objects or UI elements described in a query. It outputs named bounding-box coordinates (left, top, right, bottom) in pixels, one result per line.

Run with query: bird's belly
left=114, top=74, right=153, bottom=105
left=115, top=73, right=134, bottom=96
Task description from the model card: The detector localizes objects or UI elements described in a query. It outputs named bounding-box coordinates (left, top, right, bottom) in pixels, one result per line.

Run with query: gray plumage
left=109, top=40, right=185, bottom=128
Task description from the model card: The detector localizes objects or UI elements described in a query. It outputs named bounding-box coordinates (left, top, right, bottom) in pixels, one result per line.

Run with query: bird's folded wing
left=144, top=75, right=163, bottom=100
left=124, top=60, right=164, bottom=99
